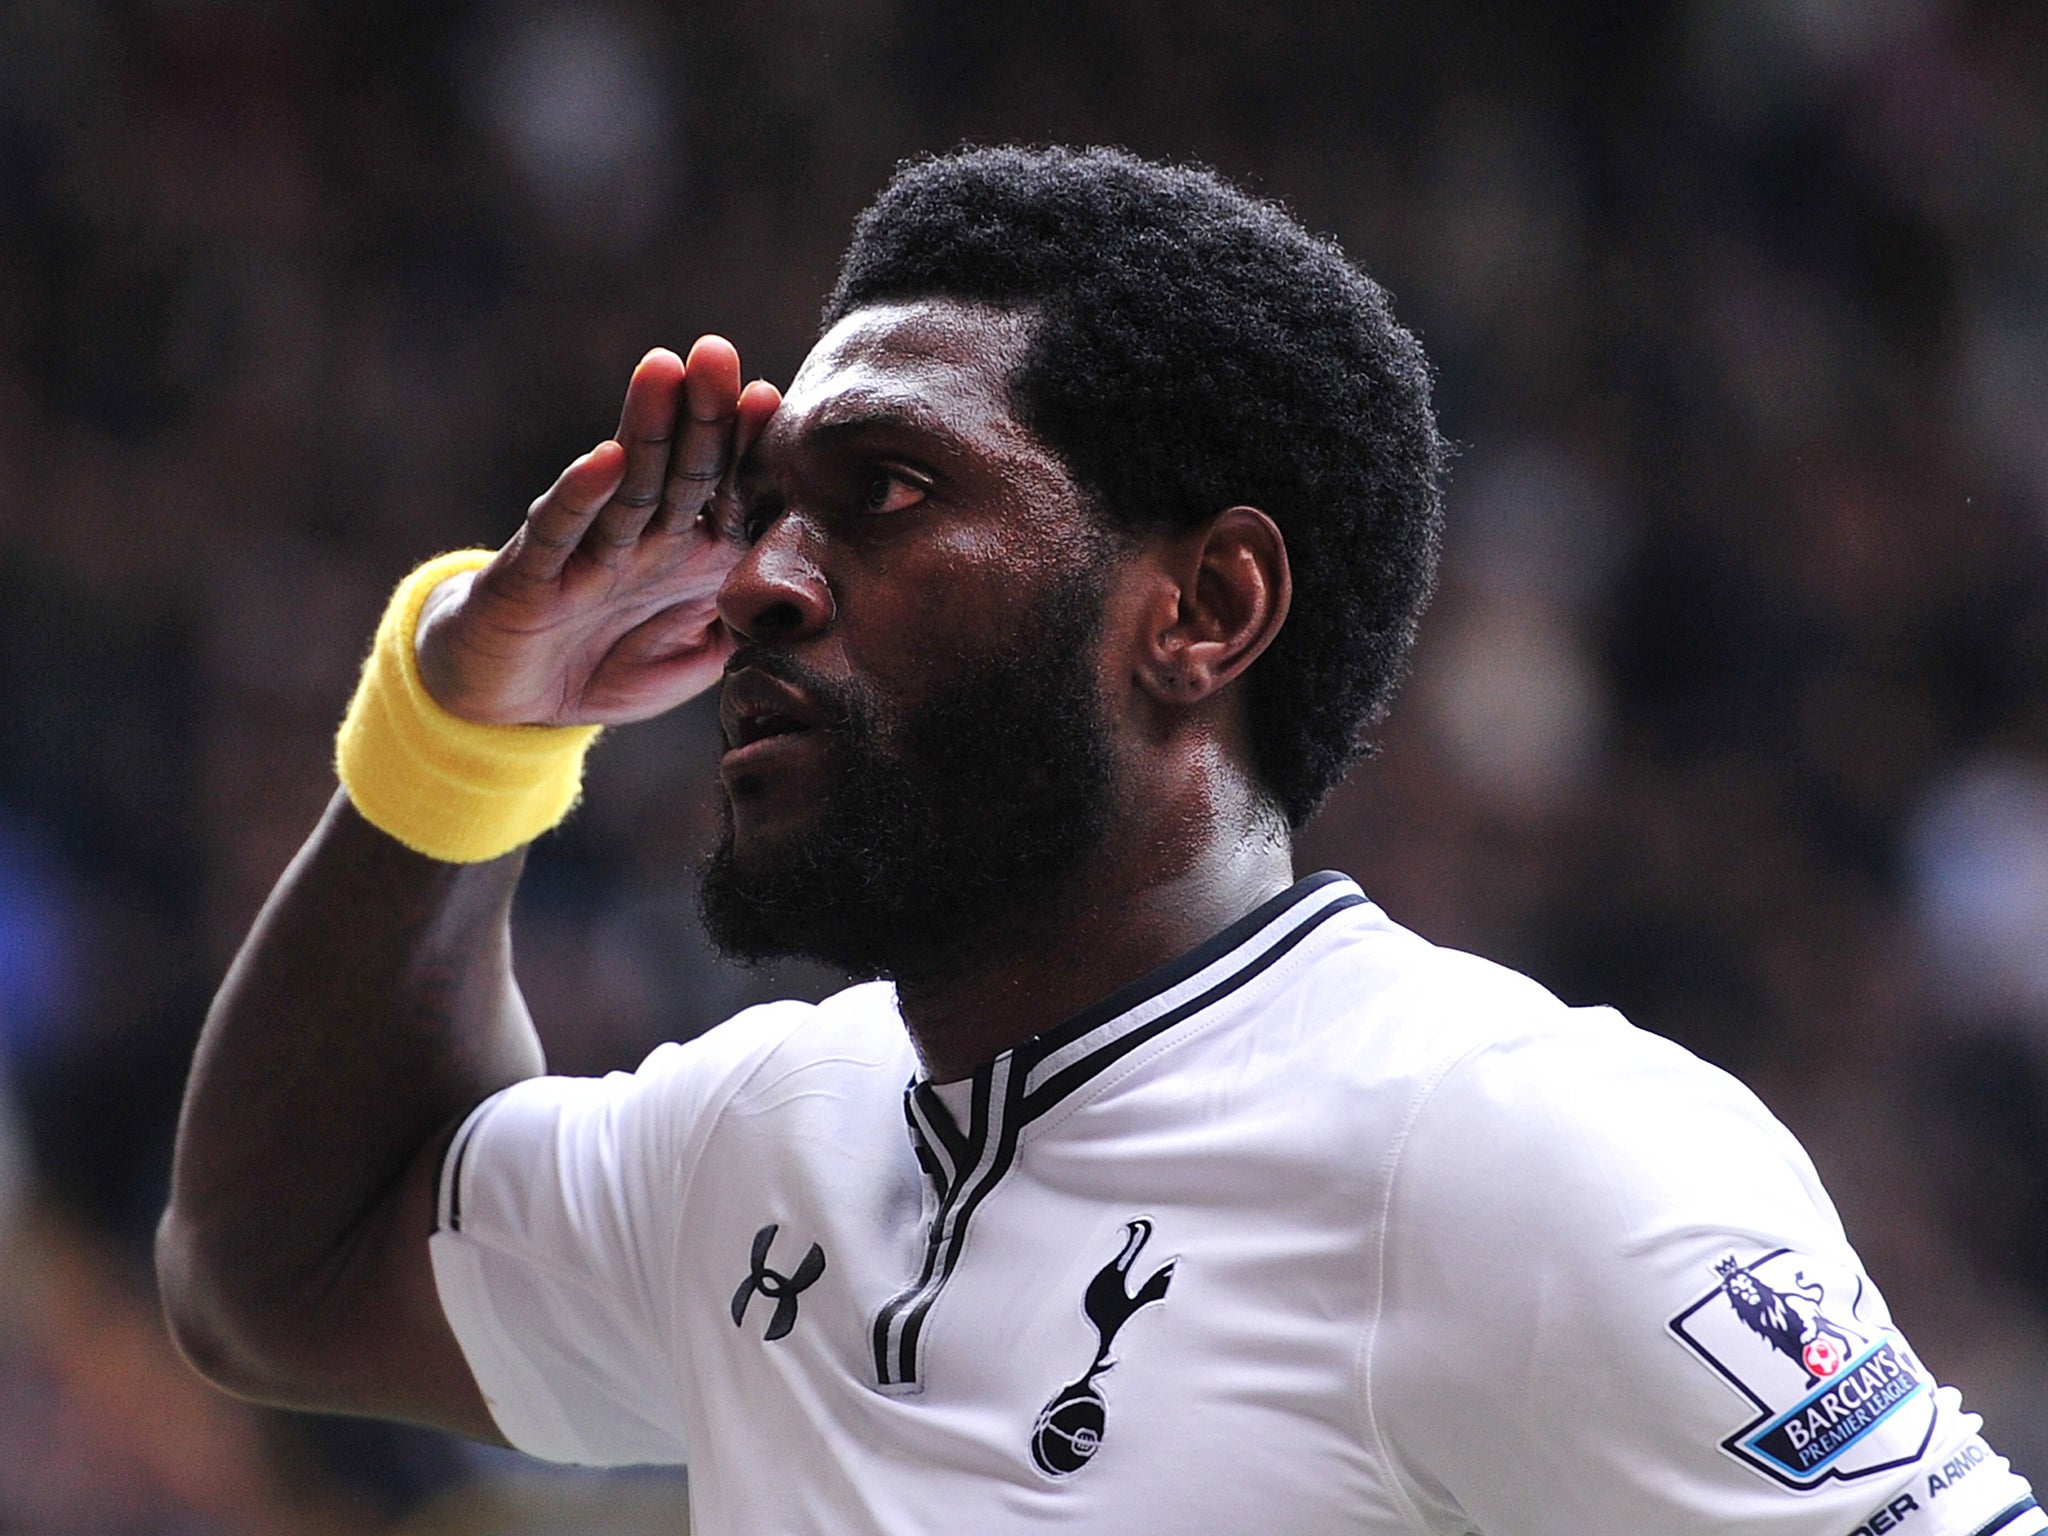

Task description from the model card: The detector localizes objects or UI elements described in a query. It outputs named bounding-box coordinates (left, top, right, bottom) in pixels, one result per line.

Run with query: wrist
left=335, top=552, right=602, bottom=864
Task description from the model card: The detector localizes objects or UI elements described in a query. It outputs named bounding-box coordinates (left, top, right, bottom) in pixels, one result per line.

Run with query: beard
left=697, top=569, right=1120, bottom=984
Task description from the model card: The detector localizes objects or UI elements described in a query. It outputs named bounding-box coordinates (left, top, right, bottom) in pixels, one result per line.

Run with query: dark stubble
left=697, top=568, right=1119, bottom=985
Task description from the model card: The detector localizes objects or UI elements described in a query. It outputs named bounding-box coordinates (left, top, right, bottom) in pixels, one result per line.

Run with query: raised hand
left=416, top=336, right=781, bottom=727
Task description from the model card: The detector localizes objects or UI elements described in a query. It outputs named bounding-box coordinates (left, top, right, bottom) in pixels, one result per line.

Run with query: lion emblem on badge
left=1713, top=1254, right=1857, bottom=1387
left=1670, top=1247, right=1934, bottom=1490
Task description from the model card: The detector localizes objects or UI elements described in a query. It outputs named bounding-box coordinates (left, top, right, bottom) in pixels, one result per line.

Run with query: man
left=159, top=147, right=2038, bottom=1534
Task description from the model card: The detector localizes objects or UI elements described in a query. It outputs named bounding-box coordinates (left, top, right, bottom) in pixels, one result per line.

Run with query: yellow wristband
left=335, top=551, right=603, bottom=863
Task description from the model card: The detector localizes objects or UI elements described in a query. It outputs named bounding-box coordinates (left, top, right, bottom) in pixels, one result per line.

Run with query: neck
left=894, top=799, right=1296, bottom=1083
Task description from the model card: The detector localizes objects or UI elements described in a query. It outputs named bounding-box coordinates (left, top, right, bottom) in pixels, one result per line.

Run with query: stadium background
left=1, top=0, right=2045, bottom=1529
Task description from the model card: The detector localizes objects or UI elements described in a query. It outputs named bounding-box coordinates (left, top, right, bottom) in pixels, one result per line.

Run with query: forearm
left=157, top=342, right=759, bottom=1426
left=158, top=791, right=543, bottom=1399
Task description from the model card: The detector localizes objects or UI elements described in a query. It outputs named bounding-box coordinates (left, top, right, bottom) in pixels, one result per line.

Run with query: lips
left=719, top=666, right=826, bottom=755
left=728, top=708, right=808, bottom=749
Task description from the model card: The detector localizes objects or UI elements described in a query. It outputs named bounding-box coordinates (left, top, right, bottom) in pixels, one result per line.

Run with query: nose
left=717, top=514, right=834, bottom=644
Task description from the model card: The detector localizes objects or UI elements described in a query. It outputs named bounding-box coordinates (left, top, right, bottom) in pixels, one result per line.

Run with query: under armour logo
left=731, top=1223, right=826, bottom=1341
left=1031, top=1218, right=1176, bottom=1477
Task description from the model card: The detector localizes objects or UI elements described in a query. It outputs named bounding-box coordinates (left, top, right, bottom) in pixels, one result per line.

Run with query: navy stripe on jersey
left=1016, top=871, right=1352, bottom=1072
left=907, top=1080, right=970, bottom=1178
left=1022, top=887, right=1365, bottom=1119
left=1974, top=1498, right=2043, bottom=1536
left=902, top=1093, right=956, bottom=1203
left=871, top=872, right=1368, bottom=1388
left=436, top=1104, right=491, bottom=1235
left=874, top=1055, right=1018, bottom=1384
left=884, top=1060, right=1027, bottom=1386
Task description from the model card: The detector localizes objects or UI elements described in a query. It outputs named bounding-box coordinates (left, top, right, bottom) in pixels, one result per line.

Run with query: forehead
left=762, top=299, right=1041, bottom=459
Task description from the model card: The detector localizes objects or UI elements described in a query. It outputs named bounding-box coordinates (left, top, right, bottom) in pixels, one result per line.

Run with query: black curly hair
left=824, top=145, right=1447, bottom=828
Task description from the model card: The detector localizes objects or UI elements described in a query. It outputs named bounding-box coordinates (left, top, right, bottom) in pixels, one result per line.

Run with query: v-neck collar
left=873, top=871, right=1368, bottom=1389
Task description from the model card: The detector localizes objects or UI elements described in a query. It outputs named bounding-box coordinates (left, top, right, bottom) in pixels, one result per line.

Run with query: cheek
left=839, top=527, right=1079, bottom=691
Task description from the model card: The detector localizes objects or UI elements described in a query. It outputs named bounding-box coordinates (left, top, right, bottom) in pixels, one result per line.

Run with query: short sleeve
left=428, top=1014, right=796, bottom=1467
left=1369, top=1008, right=2042, bottom=1536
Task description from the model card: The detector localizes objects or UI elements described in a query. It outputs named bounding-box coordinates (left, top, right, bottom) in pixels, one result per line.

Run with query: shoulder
left=642, top=978, right=906, bottom=1076
left=1393, top=1001, right=1834, bottom=1250
left=1265, top=900, right=1594, bottom=1106
left=1263, top=901, right=1838, bottom=1262
left=617, top=979, right=912, bottom=1117
left=1297, top=906, right=1814, bottom=1197
left=463, top=980, right=910, bottom=1172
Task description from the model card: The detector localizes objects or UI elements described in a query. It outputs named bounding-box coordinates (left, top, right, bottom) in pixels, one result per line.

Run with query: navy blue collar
left=877, top=871, right=1368, bottom=1388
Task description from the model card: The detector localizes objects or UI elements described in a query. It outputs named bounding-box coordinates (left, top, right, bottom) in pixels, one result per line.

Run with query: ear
left=1135, top=506, right=1291, bottom=708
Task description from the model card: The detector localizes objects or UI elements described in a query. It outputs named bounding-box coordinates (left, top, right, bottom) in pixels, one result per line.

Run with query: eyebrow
left=735, top=398, right=981, bottom=494
left=800, top=400, right=977, bottom=456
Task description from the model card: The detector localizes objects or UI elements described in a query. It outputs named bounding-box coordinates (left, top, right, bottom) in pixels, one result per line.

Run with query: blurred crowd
left=0, top=0, right=2044, bottom=1528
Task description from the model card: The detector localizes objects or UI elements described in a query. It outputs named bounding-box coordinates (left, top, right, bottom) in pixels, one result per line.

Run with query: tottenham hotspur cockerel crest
left=1031, top=1220, right=1176, bottom=1478
left=1668, top=1247, right=1936, bottom=1490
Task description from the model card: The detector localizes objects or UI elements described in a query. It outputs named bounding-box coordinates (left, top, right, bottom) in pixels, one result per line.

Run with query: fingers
left=511, top=337, right=768, bottom=581
left=654, top=336, right=744, bottom=532
left=702, top=379, right=783, bottom=542
left=512, top=441, right=627, bottom=581
left=587, top=348, right=688, bottom=558
left=734, top=379, right=782, bottom=461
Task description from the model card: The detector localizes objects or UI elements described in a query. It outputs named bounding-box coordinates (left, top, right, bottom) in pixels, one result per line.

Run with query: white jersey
left=430, top=873, right=2041, bottom=1536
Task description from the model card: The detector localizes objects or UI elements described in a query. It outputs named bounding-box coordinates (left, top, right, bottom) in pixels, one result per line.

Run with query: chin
left=719, top=778, right=828, bottom=854
left=718, top=809, right=805, bottom=874
left=698, top=821, right=838, bottom=970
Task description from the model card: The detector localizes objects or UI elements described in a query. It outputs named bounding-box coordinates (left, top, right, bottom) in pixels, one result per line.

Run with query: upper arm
left=157, top=792, right=541, bottom=1443
left=168, top=1034, right=720, bottom=1459
left=420, top=1048, right=721, bottom=1466
left=159, top=1107, right=506, bottom=1445
left=1369, top=1015, right=2040, bottom=1536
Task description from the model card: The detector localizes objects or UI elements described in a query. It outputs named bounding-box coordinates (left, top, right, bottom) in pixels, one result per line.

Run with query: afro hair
left=825, top=145, right=1447, bottom=827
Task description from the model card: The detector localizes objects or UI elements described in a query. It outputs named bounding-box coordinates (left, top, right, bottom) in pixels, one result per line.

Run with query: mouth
left=718, top=665, right=830, bottom=774
left=727, top=709, right=810, bottom=750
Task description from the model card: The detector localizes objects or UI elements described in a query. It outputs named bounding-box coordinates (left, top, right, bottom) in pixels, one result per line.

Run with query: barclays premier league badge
left=1668, top=1248, right=1936, bottom=1489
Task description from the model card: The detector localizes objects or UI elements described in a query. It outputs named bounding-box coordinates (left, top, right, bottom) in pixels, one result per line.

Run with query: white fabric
left=429, top=875, right=2040, bottom=1536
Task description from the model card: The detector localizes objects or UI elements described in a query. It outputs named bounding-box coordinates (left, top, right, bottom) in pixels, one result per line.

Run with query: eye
left=859, top=467, right=930, bottom=516
left=740, top=494, right=782, bottom=544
